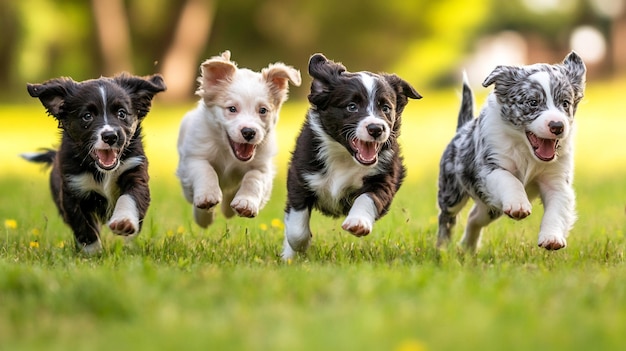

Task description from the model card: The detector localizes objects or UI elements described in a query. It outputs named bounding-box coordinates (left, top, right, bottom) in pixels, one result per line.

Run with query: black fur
left=24, top=73, right=166, bottom=251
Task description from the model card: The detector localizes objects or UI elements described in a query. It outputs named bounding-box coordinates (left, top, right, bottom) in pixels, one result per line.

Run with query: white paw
left=231, top=197, right=259, bottom=218
left=108, top=217, right=138, bottom=236
left=341, top=215, right=373, bottom=237
left=281, top=242, right=297, bottom=261
left=503, top=199, right=532, bottom=220
left=79, top=240, right=103, bottom=255
left=109, top=194, right=139, bottom=236
left=194, top=191, right=221, bottom=210
left=538, top=233, right=567, bottom=250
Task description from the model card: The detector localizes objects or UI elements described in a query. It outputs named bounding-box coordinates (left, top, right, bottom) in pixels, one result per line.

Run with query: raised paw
left=538, top=233, right=567, bottom=250
left=194, top=192, right=221, bottom=210
left=231, top=197, right=259, bottom=218
left=341, top=216, right=372, bottom=237
left=503, top=199, right=532, bottom=220
left=108, top=218, right=138, bottom=236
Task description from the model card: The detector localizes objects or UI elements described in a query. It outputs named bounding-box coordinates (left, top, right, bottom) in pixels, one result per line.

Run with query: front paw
left=108, top=218, right=138, bottom=236
left=538, top=233, right=567, bottom=250
left=503, top=199, right=532, bottom=220
left=231, top=197, right=259, bottom=218
left=341, top=216, right=372, bottom=237
left=194, top=191, right=222, bottom=210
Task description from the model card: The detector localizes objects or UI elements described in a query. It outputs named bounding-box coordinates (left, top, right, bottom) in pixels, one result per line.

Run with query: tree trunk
left=91, top=0, right=134, bottom=75
left=160, top=0, right=215, bottom=102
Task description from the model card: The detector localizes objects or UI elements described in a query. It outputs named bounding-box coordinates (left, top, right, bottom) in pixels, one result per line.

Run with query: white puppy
left=177, top=51, right=301, bottom=227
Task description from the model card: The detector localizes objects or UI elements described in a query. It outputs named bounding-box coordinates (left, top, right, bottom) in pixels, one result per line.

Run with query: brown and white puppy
left=177, top=51, right=301, bottom=227
left=281, top=53, right=421, bottom=260
left=23, top=73, right=166, bottom=253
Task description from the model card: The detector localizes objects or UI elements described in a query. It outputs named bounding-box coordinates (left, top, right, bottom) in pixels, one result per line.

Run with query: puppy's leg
left=66, top=205, right=103, bottom=254
left=231, top=169, right=272, bottom=218
left=109, top=166, right=150, bottom=236
left=342, top=194, right=377, bottom=236
left=437, top=156, right=469, bottom=247
left=186, top=158, right=222, bottom=208
left=52, top=171, right=102, bottom=254
left=221, top=189, right=237, bottom=218
left=194, top=207, right=216, bottom=228
left=536, top=178, right=575, bottom=250
left=460, top=201, right=499, bottom=251
left=108, top=194, right=140, bottom=235
left=485, top=169, right=532, bottom=220
left=282, top=207, right=313, bottom=260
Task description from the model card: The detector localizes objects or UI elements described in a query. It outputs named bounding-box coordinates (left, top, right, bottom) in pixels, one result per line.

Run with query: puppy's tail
left=21, top=149, right=57, bottom=166
left=456, top=72, right=474, bottom=131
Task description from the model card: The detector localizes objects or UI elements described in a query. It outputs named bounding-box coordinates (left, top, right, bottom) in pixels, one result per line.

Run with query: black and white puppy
left=281, top=54, right=421, bottom=259
left=437, top=52, right=586, bottom=251
left=24, top=73, right=166, bottom=253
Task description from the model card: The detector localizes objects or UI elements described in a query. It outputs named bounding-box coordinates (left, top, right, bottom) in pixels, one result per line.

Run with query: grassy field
left=1, top=79, right=625, bottom=351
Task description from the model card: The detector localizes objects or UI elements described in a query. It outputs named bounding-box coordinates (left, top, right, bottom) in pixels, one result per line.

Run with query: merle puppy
left=281, top=54, right=421, bottom=259
left=24, top=73, right=166, bottom=253
left=437, top=52, right=586, bottom=251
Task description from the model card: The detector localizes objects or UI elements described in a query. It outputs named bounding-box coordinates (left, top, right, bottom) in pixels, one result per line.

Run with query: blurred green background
left=1, top=0, right=625, bottom=103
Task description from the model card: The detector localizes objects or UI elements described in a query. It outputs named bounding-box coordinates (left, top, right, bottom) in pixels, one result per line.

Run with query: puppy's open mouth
left=228, top=136, right=256, bottom=162
left=526, top=131, right=558, bottom=162
left=93, top=148, right=120, bottom=170
left=350, top=139, right=381, bottom=166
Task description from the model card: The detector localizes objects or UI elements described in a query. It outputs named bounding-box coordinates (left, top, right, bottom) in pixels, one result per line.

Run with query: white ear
left=196, top=52, right=237, bottom=97
left=262, top=63, right=302, bottom=105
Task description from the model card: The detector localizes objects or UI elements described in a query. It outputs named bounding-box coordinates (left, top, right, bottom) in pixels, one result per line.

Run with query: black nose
left=241, top=128, right=256, bottom=142
left=101, top=130, right=118, bottom=146
left=366, top=124, right=384, bottom=138
left=548, top=121, right=564, bottom=135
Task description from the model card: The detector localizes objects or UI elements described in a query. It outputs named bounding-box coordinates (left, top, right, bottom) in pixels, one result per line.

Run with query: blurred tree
left=160, top=0, right=215, bottom=102
left=92, top=0, right=133, bottom=74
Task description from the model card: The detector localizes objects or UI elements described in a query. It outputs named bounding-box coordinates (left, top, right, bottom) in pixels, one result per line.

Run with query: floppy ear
left=114, top=73, right=167, bottom=118
left=197, top=50, right=237, bottom=98
left=383, top=73, right=421, bottom=114
left=262, top=63, right=302, bottom=106
left=26, top=77, right=78, bottom=120
left=307, top=53, right=346, bottom=109
left=563, top=51, right=586, bottom=104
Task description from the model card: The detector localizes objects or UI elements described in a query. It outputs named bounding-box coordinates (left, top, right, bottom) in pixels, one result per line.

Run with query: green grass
left=1, top=79, right=626, bottom=351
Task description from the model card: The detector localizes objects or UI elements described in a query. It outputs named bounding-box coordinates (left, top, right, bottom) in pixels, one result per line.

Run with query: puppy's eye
left=381, top=104, right=392, bottom=114
left=259, top=107, right=268, bottom=115
left=228, top=106, right=237, bottom=113
left=347, top=103, right=358, bottom=113
left=82, top=113, right=93, bottom=122
left=561, top=100, right=570, bottom=110
left=117, top=109, right=127, bottom=120
left=527, top=99, right=539, bottom=107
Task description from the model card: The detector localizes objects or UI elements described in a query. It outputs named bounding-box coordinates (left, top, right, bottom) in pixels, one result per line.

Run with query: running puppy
left=24, top=73, right=166, bottom=253
left=176, top=51, right=301, bottom=227
left=282, top=53, right=421, bottom=259
left=437, top=52, right=586, bottom=251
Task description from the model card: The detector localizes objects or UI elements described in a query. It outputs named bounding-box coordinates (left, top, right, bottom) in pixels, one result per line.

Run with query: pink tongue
left=355, top=140, right=378, bottom=163
left=535, top=138, right=557, bottom=160
left=96, top=149, right=117, bottom=166
left=234, top=143, right=255, bottom=160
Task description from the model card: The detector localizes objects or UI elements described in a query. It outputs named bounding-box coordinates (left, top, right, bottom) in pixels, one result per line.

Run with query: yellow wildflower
left=271, top=218, right=284, bottom=230
left=29, top=241, right=39, bottom=249
left=395, top=339, right=428, bottom=351
left=31, top=228, right=41, bottom=236
left=4, top=219, right=17, bottom=229
left=176, top=226, right=185, bottom=235
left=259, top=223, right=268, bottom=231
